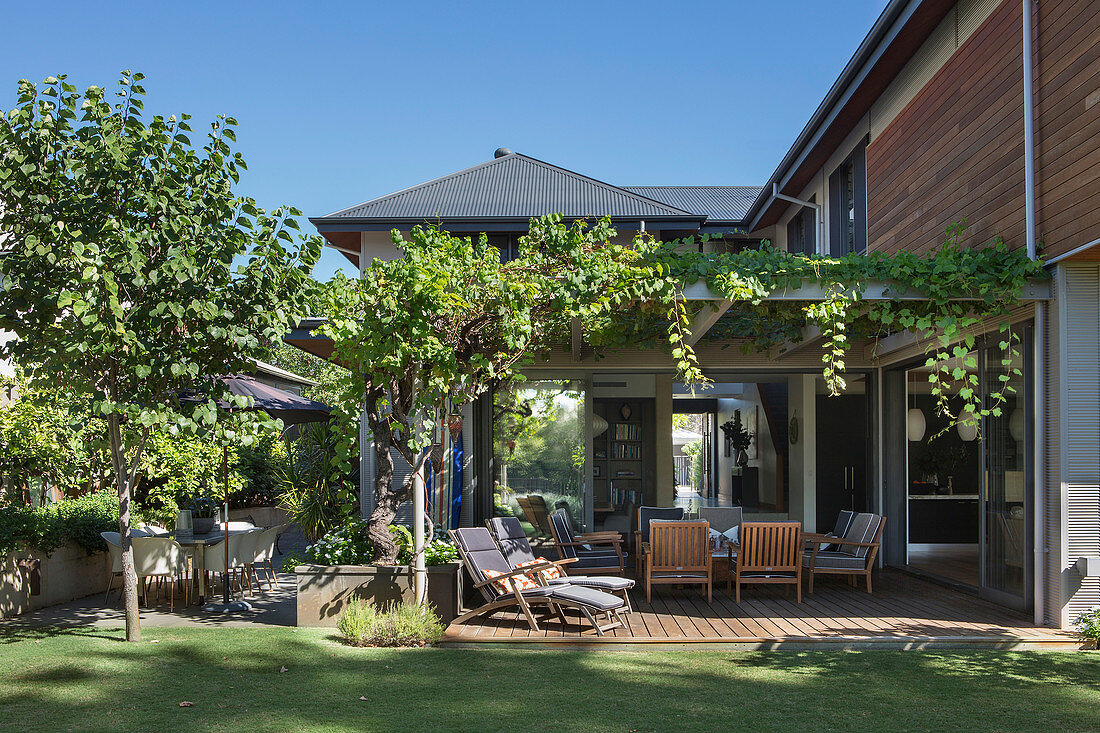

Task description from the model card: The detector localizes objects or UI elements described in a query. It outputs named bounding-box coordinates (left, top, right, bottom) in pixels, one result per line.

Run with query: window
left=829, top=138, right=867, bottom=255
left=486, top=233, right=523, bottom=262
left=785, top=195, right=816, bottom=255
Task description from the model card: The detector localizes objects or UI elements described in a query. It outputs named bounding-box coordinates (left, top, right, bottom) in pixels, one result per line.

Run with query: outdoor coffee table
left=171, top=529, right=256, bottom=604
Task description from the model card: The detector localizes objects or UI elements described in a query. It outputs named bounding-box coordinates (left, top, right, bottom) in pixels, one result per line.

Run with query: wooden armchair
left=802, top=513, right=885, bottom=593
left=549, top=509, right=625, bottom=575
left=732, top=521, right=803, bottom=603
left=633, top=506, right=684, bottom=575
left=643, top=520, right=712, bottom=602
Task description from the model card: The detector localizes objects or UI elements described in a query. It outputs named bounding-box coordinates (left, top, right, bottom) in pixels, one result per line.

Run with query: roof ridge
left=321, top=155, right=515, bottom=218
left=322, top=152, right=700, bottom=220
left=510, top=154, right=695, bottom=216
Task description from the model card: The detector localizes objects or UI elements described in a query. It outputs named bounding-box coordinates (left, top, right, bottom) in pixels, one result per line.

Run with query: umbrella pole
left=223, top=445, right=231, bottom=605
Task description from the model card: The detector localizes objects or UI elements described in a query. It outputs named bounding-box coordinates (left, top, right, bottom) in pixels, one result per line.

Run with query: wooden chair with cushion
left=633, top=506, right=684, bottom=575
left=802, top=512, right=885, bottom=593
left=549, top=509, right=626, bottom=575
left=731, top=521, right=803, bottom=603
left=643, top=520, right=712, bottom=603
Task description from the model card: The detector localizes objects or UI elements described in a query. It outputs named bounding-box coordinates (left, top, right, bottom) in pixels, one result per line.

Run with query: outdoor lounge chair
left=488, top=516, right=634, bottom=610
left=732, top=521, right=803, bottom=603
left=449, top=527, right=626, bottom=636
left=802, top=513, right=885, bottom=593
left=549, top=509, right=625, bottom=575
left=633, top=506, right=684, bottom=574
left=642, top=520, right=712, bottom=603
left=516, top=495, right=554, bottom=537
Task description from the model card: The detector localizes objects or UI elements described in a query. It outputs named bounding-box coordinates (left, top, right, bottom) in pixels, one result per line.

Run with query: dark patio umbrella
left=184, top=375, right=331, bottom=611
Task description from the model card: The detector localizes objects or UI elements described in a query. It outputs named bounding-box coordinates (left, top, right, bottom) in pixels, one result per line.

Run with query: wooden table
left=711, top=544, right=738, bottom=589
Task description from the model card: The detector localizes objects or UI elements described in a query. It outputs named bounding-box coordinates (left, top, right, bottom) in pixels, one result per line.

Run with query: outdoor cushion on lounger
left=488, top=517, right=636, bottom=595
left=545, top=583, right=624, bottom=612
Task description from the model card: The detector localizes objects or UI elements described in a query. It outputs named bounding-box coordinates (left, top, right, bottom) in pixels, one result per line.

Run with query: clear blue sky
left=1, top=0, right=886, bottom=280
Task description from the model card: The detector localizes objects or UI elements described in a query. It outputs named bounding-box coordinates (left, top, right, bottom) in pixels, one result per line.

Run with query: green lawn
left=1, top=626, right=1097, bottom=732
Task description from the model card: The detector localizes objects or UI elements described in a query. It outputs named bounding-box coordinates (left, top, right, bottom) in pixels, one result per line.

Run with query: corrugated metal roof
left=321, top=153, right=697, bottom=221
left=621, top=186, right=763, bottom=221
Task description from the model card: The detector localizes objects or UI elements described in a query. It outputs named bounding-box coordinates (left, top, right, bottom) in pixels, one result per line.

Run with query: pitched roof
left=319, top=152, right=698, bottom=222
left=621, top=186, right=763, bottom=222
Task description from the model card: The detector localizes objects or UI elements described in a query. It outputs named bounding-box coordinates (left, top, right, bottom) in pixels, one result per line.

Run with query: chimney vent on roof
left=494, top=147, right=512, bottom=158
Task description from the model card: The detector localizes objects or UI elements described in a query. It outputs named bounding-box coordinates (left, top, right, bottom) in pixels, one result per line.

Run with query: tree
left=0, top=73, right=320, bottom=640
left=320, top=215, right=676, bottom=563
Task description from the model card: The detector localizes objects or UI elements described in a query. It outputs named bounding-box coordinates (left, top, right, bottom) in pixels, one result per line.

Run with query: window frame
left=829, top=137, right=868, bottom=256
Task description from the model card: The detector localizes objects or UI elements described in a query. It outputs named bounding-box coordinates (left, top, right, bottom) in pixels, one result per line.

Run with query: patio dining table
left=171, top=529, right=258, bottom=604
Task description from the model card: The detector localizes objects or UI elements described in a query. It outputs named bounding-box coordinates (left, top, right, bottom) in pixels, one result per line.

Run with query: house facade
left=296, top=0, right=1100, bottom=629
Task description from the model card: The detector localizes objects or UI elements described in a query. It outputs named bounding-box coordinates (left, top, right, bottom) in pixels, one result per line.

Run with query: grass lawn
left=1, top=626, right=1097, bottom=732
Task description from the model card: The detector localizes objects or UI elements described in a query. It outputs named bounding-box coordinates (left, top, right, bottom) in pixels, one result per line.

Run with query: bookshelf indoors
left=592, top=399, right=654, bottom=508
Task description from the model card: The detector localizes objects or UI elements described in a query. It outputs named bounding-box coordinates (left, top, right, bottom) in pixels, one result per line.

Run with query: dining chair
left=203, top=530, right=258, bottom=599
left=252, top=525, right=283, bottom=590
left=132, top=536, right=190, bottom=611
left=100, top=532, right=123, bottom=604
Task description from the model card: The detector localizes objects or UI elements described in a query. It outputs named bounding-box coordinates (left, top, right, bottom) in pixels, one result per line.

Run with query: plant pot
left=193, top=517, right=215, bottom=535
left=295, top=561, right=464, bottom=627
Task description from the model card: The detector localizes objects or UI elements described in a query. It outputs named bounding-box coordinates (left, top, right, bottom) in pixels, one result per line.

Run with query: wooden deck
left=442, top=569, right=1078, bottom=649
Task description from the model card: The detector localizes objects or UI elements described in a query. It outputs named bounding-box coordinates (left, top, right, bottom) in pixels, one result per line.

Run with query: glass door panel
left=493, top=380, right=588, bottom=531
left=980, top=340, right=1028, bottom=607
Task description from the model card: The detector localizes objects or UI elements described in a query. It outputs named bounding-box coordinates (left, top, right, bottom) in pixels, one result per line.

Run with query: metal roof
left=621, top=186, right=763, bottom=222
left=319, top=152, right=698, bottom=222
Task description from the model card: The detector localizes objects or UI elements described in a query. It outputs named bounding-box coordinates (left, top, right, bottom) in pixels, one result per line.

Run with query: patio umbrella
left=184, top=375, right=331, bottom=611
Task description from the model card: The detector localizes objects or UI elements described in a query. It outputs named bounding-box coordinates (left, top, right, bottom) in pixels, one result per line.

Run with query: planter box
left=2, top=542, right=111, bottom=619
left=295, top=562, right=464, bottom=627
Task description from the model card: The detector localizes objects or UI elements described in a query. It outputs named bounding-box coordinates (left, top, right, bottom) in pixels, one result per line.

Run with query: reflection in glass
left=493, top=380, right=586, bottom=531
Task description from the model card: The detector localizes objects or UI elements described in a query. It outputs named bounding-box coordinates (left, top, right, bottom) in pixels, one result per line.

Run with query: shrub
left=0, top=489, right=127, bottom=557
left=1073, top=607, right=1100, bottom=644
left=299, top=520, right=459, bottom=567
left=336, top=599, right=444, bottom=647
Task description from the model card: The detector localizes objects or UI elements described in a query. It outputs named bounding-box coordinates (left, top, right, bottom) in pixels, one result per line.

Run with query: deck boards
left=442, top=569, right=1076, bottom=647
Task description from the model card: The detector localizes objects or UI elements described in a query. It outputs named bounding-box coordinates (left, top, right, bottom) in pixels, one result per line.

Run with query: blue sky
left=1, top=1, right=886, bottom=280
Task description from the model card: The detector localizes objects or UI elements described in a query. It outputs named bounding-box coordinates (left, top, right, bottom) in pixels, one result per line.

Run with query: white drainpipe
left=1022, top=0, right=1045, bottom=627
left=771, top=182, right=823, bottom=249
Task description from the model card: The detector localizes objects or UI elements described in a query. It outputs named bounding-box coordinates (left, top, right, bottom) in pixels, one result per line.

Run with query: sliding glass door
left=979, top=333, right=1030, bottom=609
left=493, top=379, right=590, bottom=530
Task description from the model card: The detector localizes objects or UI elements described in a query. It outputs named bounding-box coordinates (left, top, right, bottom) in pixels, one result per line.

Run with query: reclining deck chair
left=549, top=509, right=626, bottom=575
left=449, top=528, right=626, bottom=636
left=488, top=516, right=634, bottom=611
left=517, top=495, right=555, bottom=537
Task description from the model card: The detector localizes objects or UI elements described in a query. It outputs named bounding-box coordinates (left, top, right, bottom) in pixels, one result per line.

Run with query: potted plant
left=292, top=520, right=465, bottom=627
left=721, top=412, right=754, bottom=468
left=188, top=492, right=218, bottom=535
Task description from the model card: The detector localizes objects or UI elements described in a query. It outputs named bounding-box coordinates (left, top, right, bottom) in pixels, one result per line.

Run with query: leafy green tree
left=320, top=216, right=675, bottom=564
left=0, top=73, right=320, bottom=639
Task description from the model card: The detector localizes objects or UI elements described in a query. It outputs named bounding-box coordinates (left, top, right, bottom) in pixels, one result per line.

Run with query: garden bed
left=295, top=562, right=464, bottom=626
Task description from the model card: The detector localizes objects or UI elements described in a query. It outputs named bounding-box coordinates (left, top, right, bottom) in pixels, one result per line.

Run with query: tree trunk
left=364, top=395, right=405, bottom=564
left=106, top=413, right=141, bottom=642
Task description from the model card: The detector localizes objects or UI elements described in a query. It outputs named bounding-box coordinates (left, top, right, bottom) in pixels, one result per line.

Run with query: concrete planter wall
left=295, top=562, right=464, bottom=626
left=1, top=542, right=111, bottom=619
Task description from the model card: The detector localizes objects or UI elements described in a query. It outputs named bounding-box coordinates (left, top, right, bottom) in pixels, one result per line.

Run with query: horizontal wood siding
left=1035, top=0, right=1100, bottom=257
left=867, top=0, right=1025, bottom=255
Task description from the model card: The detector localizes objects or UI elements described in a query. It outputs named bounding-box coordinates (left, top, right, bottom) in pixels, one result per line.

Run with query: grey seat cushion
left=571, top=555, right=621, bottom=570
left=804, top=550, right=866, bottom=570
left=548, top=583, right=624, bottom=611
left=551, top=575, right=635, bottom=590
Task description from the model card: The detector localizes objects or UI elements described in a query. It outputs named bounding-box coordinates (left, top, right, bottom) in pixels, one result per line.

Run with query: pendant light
left=1008, top=407, right=1025, bottom=442
left=592, top=413, right=609, bottom=437
left=956, top=409, right=978, bottom=442
left=907, top=372, right=926, bottom=442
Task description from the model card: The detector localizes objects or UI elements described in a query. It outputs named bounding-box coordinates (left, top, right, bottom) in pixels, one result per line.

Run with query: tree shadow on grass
left=2, top=630, right=1099, bottom=732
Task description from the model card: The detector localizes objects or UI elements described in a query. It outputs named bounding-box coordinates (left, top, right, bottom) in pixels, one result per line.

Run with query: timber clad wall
left=867, top=0, right=1025, bottom=255
left=1035, top=0, right=1100, bottom=258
